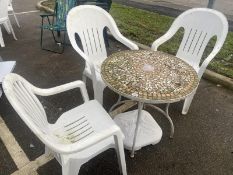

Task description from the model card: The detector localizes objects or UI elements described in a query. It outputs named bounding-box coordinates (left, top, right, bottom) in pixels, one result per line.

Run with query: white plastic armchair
left=0, top=0, right=17, bottom=47
left=67, top=5, right=139, bottom=105
left=3, top=73, right=127, bottom=175
left=8, top=0, right=20, bottom=28
left=151, top=8, right=228, bottom=115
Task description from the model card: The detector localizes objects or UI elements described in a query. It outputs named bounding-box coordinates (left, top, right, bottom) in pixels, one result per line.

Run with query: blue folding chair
left=40, top=0, right=76, bottom=53
left=40, top=0, right=112, bottom=53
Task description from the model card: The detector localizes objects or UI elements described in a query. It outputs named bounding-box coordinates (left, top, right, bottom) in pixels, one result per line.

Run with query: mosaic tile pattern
left=101, top=50, right=199, bottom=103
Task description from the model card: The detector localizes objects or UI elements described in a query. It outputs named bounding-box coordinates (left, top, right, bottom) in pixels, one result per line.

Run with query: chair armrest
left=151, top=26, right=180, bottom=51
left=198, top=33, right=227, bottom=79
left=151, top=18, right=181, bottom=51
left=198, top=49, right=219, bottom=79
left=32, top=80, right=89, bottom=103
left=107, top=15, right=139, bottom=50
left=113, top=31, right=139, bottom=50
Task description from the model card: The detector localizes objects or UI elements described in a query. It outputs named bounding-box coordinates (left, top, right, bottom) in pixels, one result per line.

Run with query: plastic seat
left=3, top=73, right=127, bottom=175
left=151, top=8, right=228, bottom=115
left=8, top=0, right=20, bottom=28
left=114, top=109, right=162, bottom=151
left=67, top=5, right=139, bottom=105
left=0, top=0, right=17, bottom=47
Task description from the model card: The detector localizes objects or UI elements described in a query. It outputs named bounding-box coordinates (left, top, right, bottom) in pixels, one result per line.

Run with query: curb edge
left=36, top=0, right=54, bottom=13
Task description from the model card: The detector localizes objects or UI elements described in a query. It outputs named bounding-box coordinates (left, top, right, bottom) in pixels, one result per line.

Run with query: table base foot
left=114, top=109, right=163, bottom=151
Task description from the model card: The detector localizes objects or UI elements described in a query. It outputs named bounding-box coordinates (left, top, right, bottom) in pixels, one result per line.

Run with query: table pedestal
left=114, top=107, right=162, bottom=156
left=102, top=50, right=198, bottom=157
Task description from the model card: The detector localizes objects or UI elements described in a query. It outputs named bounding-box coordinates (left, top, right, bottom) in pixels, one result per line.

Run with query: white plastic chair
left=3, top=73, right=127, bottom=175
left=67, top=5, right=139, bottom=105
left=151, top=8, right=228, bottom=115
left=8, top=0, right=20, bottom=28
left=0, top=0, right=17, bottom=47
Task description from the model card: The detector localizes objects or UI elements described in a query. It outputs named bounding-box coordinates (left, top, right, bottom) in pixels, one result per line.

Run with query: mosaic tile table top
left=101, top=50, right=199, bottom=103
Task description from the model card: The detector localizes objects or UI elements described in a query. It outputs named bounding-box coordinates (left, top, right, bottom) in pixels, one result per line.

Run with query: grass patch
left=41, top=1, right=233, bottom=78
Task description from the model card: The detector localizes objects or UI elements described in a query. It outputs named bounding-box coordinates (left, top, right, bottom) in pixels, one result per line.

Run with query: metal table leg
left=146, top=103, right=174, bottom=138
left=165, top=104, right=174, bottom=138
left=109, top=95, right=122, bottom=113
left=130, top=101, right=144, bottom=158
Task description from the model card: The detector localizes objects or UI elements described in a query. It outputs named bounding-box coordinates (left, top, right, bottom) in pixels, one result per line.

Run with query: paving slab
left=0, top=0, right=233, bottom=175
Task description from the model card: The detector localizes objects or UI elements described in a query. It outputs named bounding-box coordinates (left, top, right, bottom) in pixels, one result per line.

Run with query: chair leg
left=62, top=159, right=82, bottom=175
left=182, top=90, right=196, bottom=115
left=60, top=31, right=65, bottom=53
left=12, top=11, right=20, bottom=28
left=7, top=20, right=17, bottom=40
left=82, top=74, right=87, bottom=84
left=62, top=162, right=70, bottom=175
left=41, top=27, right=65, bottom=54
left=0, top=27, right=5, bottom=47
left=93, top=83, right=105, bottom=105
left=3, top=22, right=11, bottom=34
left=114, top=134, right=127, bottom=175
left=44, top=146, right=51, bottom=156
left=57, top=30, right=61, bottom=37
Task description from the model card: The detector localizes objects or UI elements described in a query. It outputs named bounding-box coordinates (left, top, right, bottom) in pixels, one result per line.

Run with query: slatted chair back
left=3, top=74, right=49, bottom=134
left=67, top=5, right=118, bottom=65
left=152, top=8, right=228, bottom=76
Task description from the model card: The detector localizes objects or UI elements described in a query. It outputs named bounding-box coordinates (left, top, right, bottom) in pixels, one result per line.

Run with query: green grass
left=41, top=1, right=233, bottom=78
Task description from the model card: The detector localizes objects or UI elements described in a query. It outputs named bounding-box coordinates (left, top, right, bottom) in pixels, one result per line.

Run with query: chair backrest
left=0, top=0, right=8, bottom=19
left=67, top=5, right=121, bottom=65
left=152, top=8, right=228, bottom=74
left=54, top=0, right=76, bottom=29
left=77, top=0, right=112, bottom=12
left=3, top=74, right=49, bottom=135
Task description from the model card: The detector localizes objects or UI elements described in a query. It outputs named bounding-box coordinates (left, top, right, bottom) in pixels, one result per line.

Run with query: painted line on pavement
left=9, top=10, right=40, bottom=15
left=0, top=115, right=53, bottom=174
left=0, top=116, right=30, bottom=169
left=11, top=154, right=54, bottom=175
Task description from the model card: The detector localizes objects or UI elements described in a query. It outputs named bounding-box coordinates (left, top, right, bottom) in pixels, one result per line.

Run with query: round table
left=101, top=50, right=198, bottom=157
